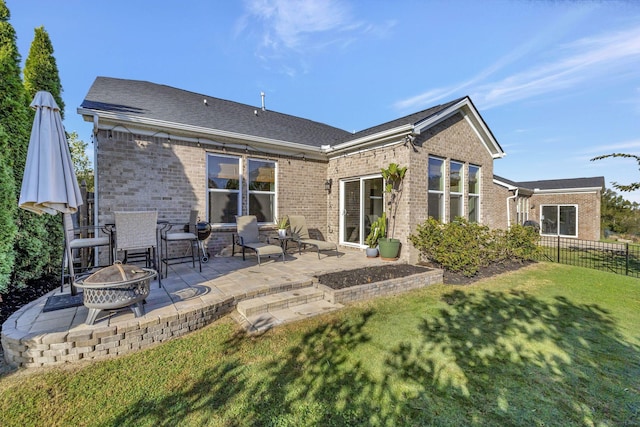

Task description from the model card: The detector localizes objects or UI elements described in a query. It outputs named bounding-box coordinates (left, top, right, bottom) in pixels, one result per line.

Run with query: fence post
left=626, top=243, right=629, bottom=276
left=557, top=235, right=560, bottom=263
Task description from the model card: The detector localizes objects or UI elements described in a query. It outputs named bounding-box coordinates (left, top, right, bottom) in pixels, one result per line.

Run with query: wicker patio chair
left=114, top=210, right=161, bottom=287
left=233, top=215, right=285, bottom=265
left=288, top=215, right=339, bottom=259
left=160, top=209, right=202, bottom=278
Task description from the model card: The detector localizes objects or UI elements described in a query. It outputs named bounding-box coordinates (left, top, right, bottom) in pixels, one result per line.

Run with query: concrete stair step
left=236, top=286, right=325, bottom=318
left=238, top=299, right=344, bottom=333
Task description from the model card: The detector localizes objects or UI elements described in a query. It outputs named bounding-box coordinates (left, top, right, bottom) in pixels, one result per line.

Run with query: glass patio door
left=340, top=176, right=383, bottom=246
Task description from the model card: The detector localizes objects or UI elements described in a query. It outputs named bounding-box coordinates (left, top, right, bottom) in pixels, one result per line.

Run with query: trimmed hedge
left=409, top=218, right=540, bottom=276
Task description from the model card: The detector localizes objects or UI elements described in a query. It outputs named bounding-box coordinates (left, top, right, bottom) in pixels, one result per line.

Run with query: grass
left=1, top=262, right=639, bottom=426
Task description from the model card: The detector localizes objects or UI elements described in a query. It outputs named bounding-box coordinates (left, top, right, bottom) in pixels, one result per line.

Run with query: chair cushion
left=299, top=238, right=336, bottom=251
left=243, top=242, right=283, bottom=256
left=69, top=237, right=110, bottom=249
left=163, top=232, right=197, bottom=241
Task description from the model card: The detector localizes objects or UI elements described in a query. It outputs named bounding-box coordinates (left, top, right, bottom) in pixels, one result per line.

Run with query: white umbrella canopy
left=19, top=91, right=83, bottom=215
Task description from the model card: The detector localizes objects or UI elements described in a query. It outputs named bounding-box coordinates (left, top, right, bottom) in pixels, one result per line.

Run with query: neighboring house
left=493, top=176, right=604, bottom=241
left=78, top=77, right=603, bottom=263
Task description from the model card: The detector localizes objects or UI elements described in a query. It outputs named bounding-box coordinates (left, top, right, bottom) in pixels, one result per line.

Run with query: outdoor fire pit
left=74, top=261, right=157, bottom=325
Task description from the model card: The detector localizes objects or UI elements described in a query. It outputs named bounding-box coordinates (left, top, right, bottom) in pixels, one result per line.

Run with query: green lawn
left=1, top=263, right=639, bottom=426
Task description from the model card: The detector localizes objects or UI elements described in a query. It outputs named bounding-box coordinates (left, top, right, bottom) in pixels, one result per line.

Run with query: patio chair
left=160, top=209, right=202, bottom=278
left=114, top=210, right=161, bottom=287
left=61, top=212, right=112, bottom=294
left=233, top=215, right=285, bottom=265
left=288, top=215, right=339, bottom=259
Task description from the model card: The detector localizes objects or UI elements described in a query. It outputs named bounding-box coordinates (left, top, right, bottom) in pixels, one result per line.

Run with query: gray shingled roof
left=348, top=97, right=465, bottom=140
left=81, top=77, right=469, bottom=148
left=495, top=175, right=605, bottom=190
left=81, top=77, right=353, bottom=148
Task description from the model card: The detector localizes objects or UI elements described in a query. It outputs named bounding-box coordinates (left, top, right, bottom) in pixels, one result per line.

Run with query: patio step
left=235, top=287, right=343, bottom=333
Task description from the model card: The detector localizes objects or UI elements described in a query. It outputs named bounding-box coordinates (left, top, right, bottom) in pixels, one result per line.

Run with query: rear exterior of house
left=494, top=176, right=603, bottom=241
left=78, top=77, right=603, bottom=263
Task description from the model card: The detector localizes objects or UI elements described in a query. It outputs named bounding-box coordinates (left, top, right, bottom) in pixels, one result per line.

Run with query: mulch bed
left=314, top=259, right=536, bottom=290
left=316, top=264, right=433, bottom=290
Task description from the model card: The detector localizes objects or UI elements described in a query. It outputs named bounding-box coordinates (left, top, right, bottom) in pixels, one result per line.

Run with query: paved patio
left=2, top=248, right=399, bottom=368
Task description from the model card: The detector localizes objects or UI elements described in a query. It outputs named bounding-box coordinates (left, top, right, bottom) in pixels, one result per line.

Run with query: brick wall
left=528, top=191, right=601, bottom=240
left=96, top=130, right=329, bottom=256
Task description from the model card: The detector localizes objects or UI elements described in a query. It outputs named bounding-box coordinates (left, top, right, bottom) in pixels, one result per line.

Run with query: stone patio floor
left=2, top=248, right=395, bottom=368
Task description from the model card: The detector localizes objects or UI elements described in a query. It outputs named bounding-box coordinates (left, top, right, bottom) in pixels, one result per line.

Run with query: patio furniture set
left=62, top=212, right=338, bottom=324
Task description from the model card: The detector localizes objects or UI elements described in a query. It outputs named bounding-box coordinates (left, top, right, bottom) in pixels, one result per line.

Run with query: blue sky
left=8, top=0, right=640, bottom=201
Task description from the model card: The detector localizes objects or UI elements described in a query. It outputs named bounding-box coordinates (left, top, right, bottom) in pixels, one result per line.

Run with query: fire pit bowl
left=75, top=262, right=157, bottom=325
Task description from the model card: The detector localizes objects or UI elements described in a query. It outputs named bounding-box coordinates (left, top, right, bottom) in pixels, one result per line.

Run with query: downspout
left=506, top=188, right=518, bottom=228
left=92, top=114, right=99, bottom=229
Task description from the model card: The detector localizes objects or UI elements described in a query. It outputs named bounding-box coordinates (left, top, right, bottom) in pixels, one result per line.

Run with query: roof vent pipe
left=261, top=91, right=266, bottom=111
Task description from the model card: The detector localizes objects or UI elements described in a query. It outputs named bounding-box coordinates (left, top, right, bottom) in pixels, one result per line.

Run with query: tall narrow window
left=516, top=197, right=529, bottom=225
left=207, top=154, right=241, bottom=224
left=248, top=159, right=276, bottom=223
left=449, top=161, right=463, bottom=222
left=428, top=157, right=444, bottom=221
left=468, top=164, right=480, bottom=222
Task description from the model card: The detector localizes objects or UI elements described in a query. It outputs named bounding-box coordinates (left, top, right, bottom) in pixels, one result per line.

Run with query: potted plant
left=378, top=162, right=407, bottom=260
left=276, top=216, right=289, bottom=238
left=365, top=213, right=386, bottom=257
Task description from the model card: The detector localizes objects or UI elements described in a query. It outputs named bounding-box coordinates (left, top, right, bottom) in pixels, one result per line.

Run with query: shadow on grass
left=108, top=291, right=639, bottom=426
left=385, top=290, right=640, bottom=425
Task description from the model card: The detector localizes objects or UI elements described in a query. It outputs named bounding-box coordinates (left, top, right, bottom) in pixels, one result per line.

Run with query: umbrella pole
left=61, top=213, right=77, bottom=296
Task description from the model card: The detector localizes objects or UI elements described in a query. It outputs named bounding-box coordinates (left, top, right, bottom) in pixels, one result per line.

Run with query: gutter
left=327, top=124, right=414, bottom=154
left=78, top=107, right=326, bottom=159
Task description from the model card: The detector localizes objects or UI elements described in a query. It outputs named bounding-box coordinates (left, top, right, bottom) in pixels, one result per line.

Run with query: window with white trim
left=207, top=154, right=241, bottom=225
left=516, top=196, right=529, bottom=225
left=428, top=157, right=445, bottom=221
left=468, top=165, right=480, bottom=223
left=248, top=159, right=276, bottom=224
left=541, top=205, right=577, bottom=237
left=449, top=161, right=464, bottom=222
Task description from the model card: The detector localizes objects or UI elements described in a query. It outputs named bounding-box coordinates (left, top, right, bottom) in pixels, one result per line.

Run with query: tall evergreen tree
left=23, top=26, right=64, bottom=117
left=0, top=126, right=17, bottom=293
left=0, top=0, right=48, bottom=288
left=23, top=25, right=66, bottom=276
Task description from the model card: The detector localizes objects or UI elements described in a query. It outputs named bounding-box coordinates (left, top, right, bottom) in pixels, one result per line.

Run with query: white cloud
left=395, top=24, right=640, bottom=112
left=477, top=26, right=640, bottom=108
left=243, top=0, right=356, bottom=51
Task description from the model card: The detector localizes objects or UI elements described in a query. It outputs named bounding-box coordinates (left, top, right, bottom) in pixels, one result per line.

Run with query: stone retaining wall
left=1, top=298, right=237, bottom=368
left=319, top=268, right=443, bottom=304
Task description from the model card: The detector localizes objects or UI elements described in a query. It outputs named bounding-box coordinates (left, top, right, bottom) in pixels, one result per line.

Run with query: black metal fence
left=535, top=236, right=640, bottom=278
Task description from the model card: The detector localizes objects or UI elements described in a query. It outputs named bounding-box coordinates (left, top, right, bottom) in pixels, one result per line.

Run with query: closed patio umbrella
left=19, top=91, right=82, bottom=215
left=19, top=91, right=84, bottom=297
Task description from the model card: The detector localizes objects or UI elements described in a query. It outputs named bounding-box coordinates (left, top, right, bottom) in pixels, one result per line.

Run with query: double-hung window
left=248, top=159, right=276, bottom=223
left=207, top=154, right=241, bottom=225
left=428, top=157, right=445, bottom=221
left=449, top=161, right=464, bottom=222
left=468, top=165, right=480, bottom=223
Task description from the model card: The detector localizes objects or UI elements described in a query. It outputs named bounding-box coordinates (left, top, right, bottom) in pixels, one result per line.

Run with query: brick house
left=78, top=77, right=603, bottom=262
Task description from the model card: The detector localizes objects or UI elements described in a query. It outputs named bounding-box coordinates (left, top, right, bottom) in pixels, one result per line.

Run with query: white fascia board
left=493, top=178, right=518, bottom=190
left=414, top=98, right=505, bottom=159
left=78, top=108, right=325, bottom=158
left=328, top=124, right=414, bottom=154
left=533, top=187, right=602, bottom=195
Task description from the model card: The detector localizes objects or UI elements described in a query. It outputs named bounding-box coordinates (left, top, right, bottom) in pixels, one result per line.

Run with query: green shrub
left=410, top=218, right=540, bottom=277
left=0, top=142, right=16, bottom=293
